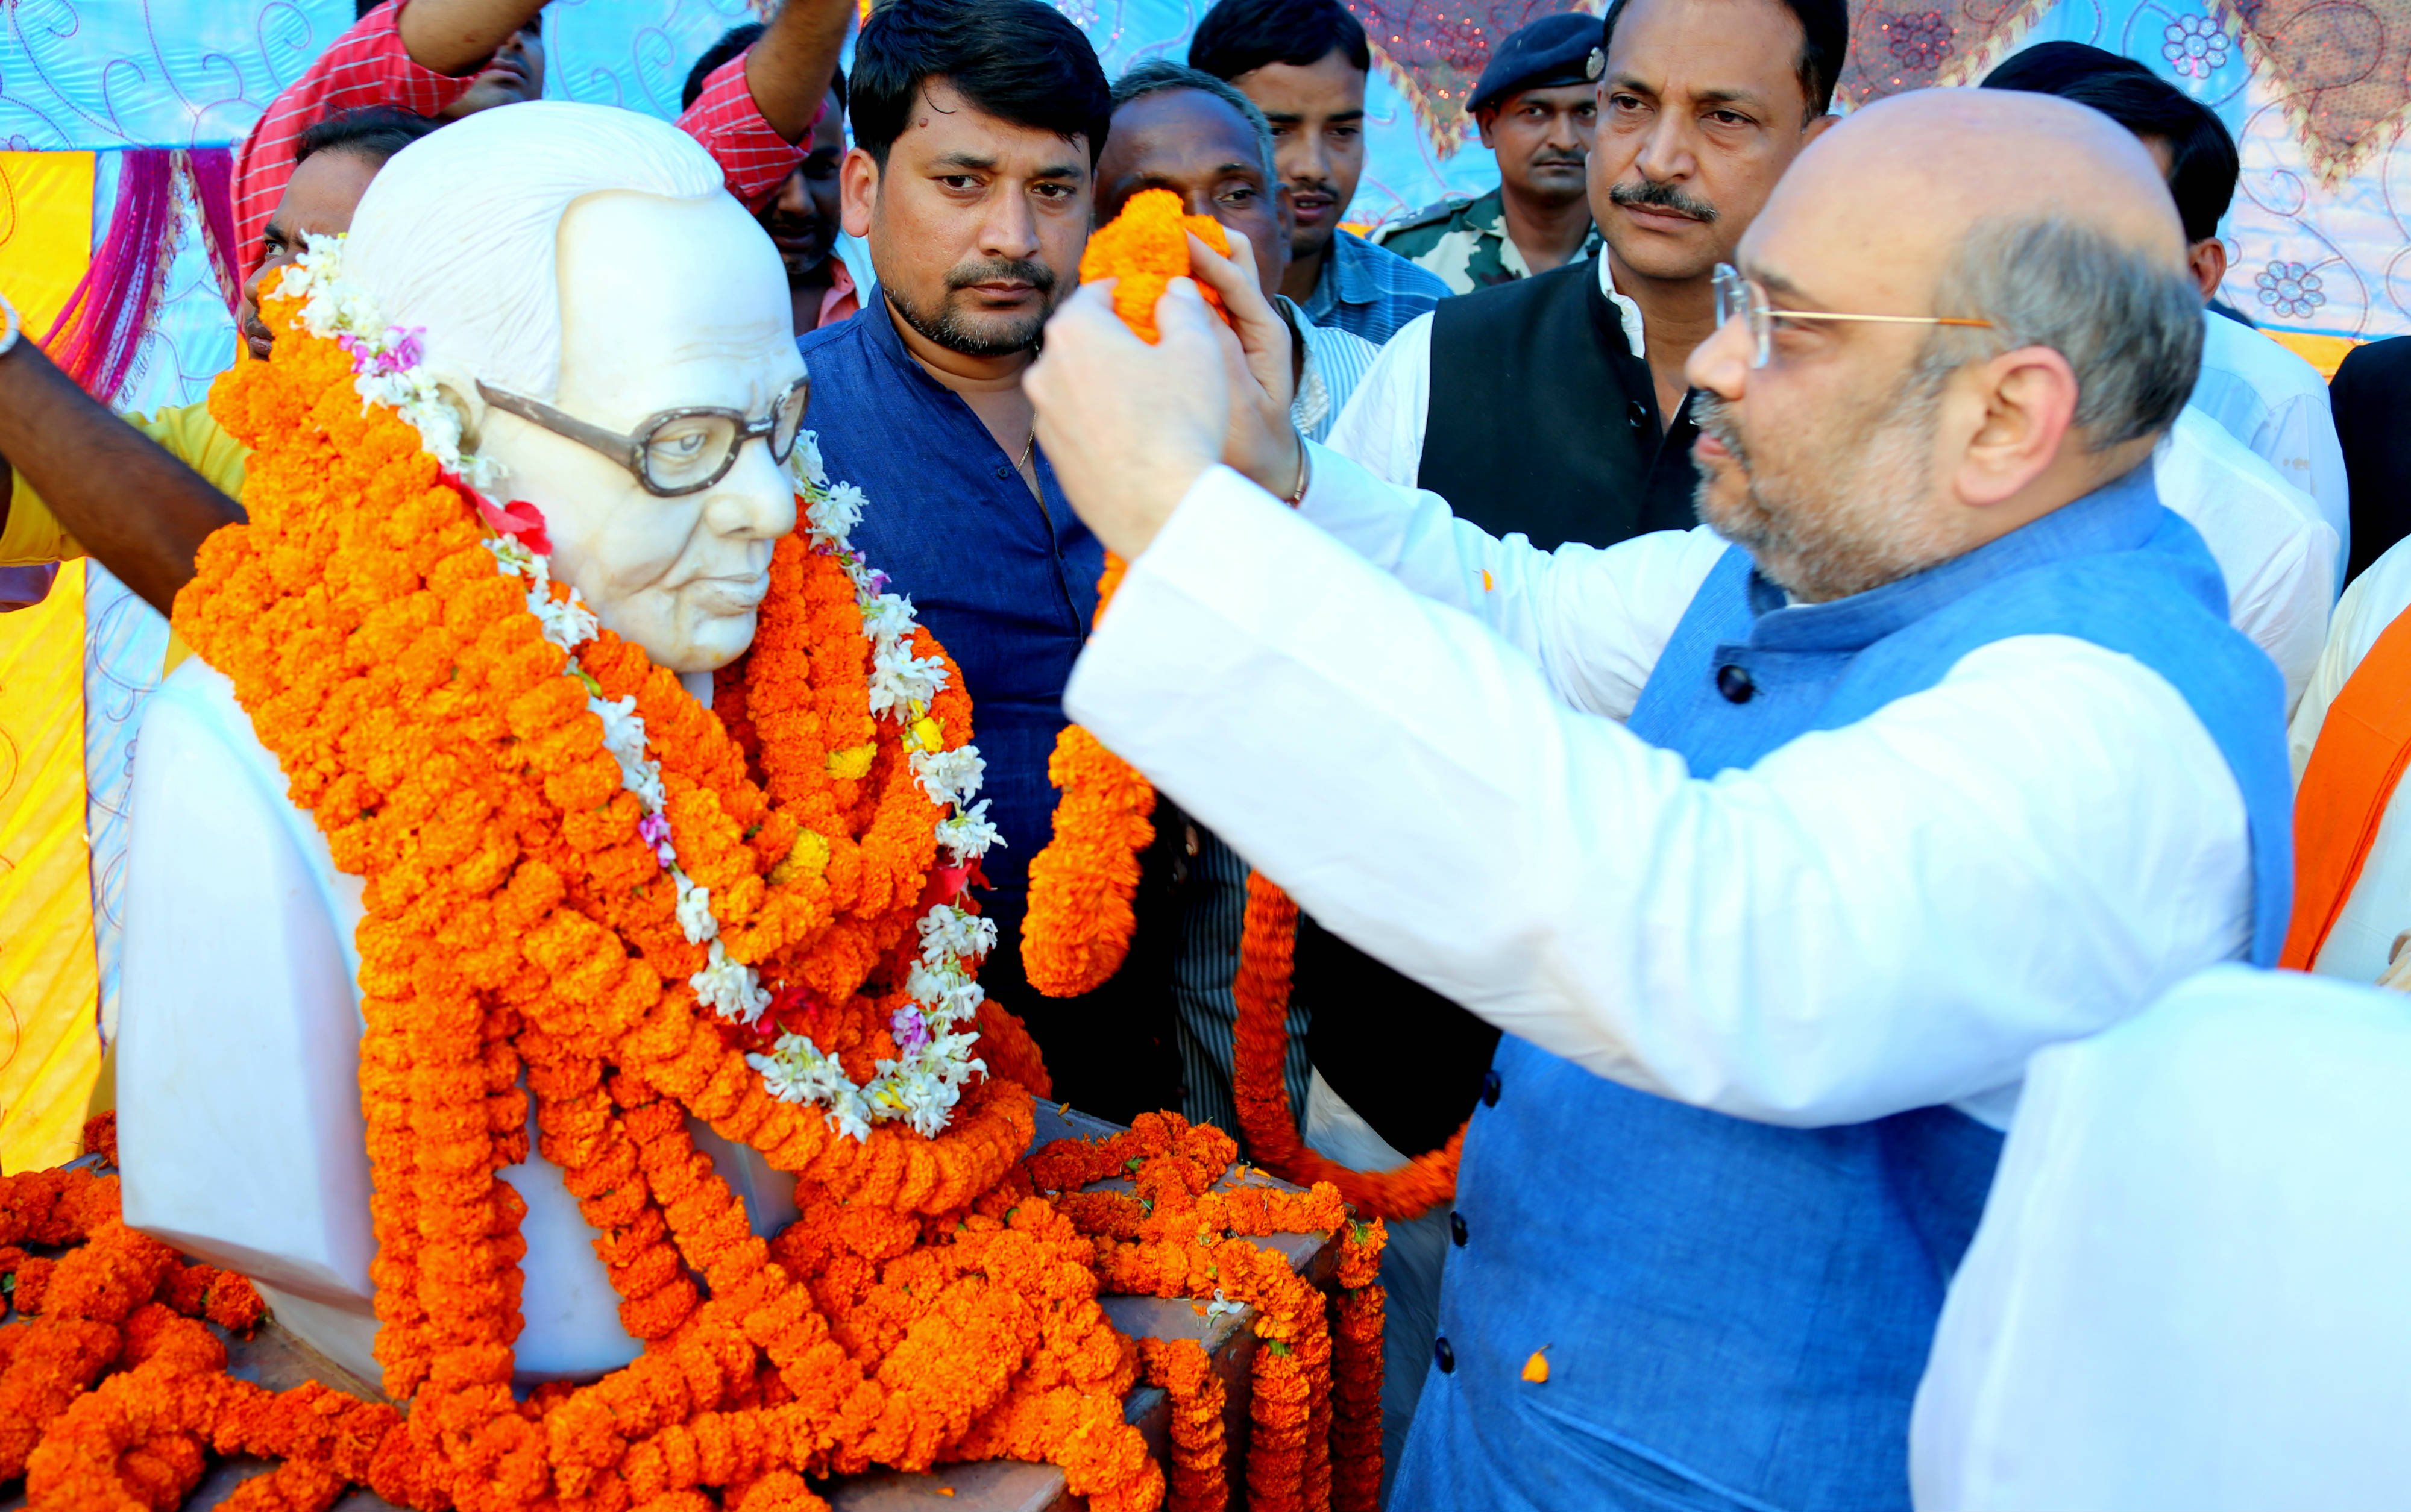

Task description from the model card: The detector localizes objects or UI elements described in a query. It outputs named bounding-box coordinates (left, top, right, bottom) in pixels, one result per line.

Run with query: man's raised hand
left=1183, top=228, right=1306, bottom=500
left=1028, top=277, right=1231, bottom=560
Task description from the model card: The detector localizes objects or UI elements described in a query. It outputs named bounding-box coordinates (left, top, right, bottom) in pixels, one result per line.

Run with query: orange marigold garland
left=1030, top=1111, right=1385, bottom=1510
left=1233, top=873, right=1465, bottom=1220
left=135, top=241, right=1157, bottom=1512
left=1021, top=190, right=1242, bottom=1000
left=1139, top=1340, right=1227, bottom=1512
left=1080, top=187, right=1232, bottom=341
left=1328, top=1221, right=1387, bottom=1512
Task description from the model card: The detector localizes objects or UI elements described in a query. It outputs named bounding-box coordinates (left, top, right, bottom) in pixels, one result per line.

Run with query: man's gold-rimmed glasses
left=1712, top=263, right=1995, bottom=369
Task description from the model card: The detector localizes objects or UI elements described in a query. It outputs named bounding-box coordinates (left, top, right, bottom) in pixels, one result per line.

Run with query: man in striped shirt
left=233, top=0, right=852, bottom=278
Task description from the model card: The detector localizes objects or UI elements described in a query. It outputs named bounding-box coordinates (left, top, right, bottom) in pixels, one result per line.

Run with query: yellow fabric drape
left=0, top=149, right=101, bottom=1172
left=0, top=560, right=99, bottom=1171
left=0, top=151, right=97, bottom=334
left=2264, top=328, right=2359, bottom=381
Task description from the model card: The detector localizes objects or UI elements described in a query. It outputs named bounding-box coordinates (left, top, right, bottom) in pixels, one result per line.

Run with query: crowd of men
left=6, top=0, right=2411, bottom=1505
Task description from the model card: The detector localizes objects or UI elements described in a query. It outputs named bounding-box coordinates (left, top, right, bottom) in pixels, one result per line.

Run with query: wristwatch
left=0, top=290, right=19, bottom=360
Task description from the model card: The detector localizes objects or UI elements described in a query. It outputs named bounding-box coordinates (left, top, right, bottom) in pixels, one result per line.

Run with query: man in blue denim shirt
left=1190, top=0, right=1449, bottom=347
left=796, top=0, right=1178, bottom=1120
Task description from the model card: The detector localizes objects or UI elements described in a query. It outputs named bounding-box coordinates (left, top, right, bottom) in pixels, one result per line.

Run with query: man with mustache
left=1330, top=0, right=1847, bottom=553
left=790, top=0, right=1180, bottom=1120
left=1377, top=13, right=1606, bottom=294
left=1329, top=0, right=2334, bottom=709
left=1026, top=84, right=2292, bottom=1512
left=1189, top=0, right=1449, bottom=347
left=684, top=25, right=858, bottom=337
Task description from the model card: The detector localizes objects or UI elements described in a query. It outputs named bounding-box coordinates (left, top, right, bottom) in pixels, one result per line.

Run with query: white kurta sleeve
left=1296, top=441, right=1727, bottom=719
left=1324, top=313, right=1433, bottom=488
left=1066, top=466, right=2255, bottom=1129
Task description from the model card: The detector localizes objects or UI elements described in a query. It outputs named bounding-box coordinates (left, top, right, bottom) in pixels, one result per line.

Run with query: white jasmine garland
left=291, top=234, right=1001, bottom=1143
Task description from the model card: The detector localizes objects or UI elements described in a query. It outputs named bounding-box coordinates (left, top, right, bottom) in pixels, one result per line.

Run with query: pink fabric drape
left=39, top=148, right=235, bottom=407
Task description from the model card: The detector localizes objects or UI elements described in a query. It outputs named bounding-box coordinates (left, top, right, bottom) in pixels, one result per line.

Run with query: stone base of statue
left=110, top=1103, right=1336, bottom=1512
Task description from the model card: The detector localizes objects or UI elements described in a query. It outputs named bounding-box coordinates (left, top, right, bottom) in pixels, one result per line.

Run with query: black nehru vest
left=1416, top=254, right=1702, bottom=550
left=1294, top=257, right=1703, bottom=1159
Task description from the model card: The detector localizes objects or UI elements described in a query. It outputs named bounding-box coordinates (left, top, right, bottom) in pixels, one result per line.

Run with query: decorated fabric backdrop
left=5, top=0, right=2410, bottom=342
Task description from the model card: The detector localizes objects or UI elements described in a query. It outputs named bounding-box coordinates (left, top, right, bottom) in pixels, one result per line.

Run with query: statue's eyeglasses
left=1712, top=264, right=1994, bottom=369
left=476, top=375, right=811, bottom=497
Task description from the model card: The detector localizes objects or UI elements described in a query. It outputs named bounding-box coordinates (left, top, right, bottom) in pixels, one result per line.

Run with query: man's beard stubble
left=887, top=256, right=1060, bottom=358
left=1689, top=381, right=1960, bottom=604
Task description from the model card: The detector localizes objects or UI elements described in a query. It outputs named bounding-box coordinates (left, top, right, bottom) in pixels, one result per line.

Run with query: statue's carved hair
left=344, top=101, right=724, bottom=401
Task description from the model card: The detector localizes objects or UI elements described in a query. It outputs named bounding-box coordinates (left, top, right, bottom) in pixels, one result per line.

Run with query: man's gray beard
left=887, top=283, right=1050, bottom=359
left=1694, top=383, right=1960, bottom=603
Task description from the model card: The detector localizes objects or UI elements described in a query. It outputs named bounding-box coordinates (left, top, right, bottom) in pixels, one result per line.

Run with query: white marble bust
left=119, top=102, right=806, bottom=1387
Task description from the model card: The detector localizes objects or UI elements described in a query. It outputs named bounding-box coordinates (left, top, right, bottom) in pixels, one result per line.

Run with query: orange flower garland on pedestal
left=1232, top=873, right=1465, bottom=1220
left=1030, top=1111, right=1388, bottom=1508
left=1020, top=190, right=1239, bottom=999
left=1139, top=1340, right=1227, bottom=1512
left=16, top=224, right=1386, bottom=1512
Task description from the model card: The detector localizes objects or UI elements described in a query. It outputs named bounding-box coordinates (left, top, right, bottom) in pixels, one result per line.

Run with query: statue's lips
left=686, top=572, right=772, bottom=615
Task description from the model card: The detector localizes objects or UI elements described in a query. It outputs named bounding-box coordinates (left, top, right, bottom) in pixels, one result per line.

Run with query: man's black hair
left=293, top=106, right=441, bottom=168
left=1187, top=0, right=1371, bottom=81
left=1598, top=0, right=1850, bottom=119
left=1977, top=40, right=2148, bottom=95
left=354, top=0, right=536, bottom=32
left=850, top=0, right=1110, bottom=166
left=1982, top=46, right=2239, bottom=243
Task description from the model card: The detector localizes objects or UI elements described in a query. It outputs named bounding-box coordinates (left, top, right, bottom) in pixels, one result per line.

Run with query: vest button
left=1716, top=663, right=1755, bottom=703
left=1434, top=1336, right=1456, bottom=1374
left=1480, top=1068, right=1501, bottom=1107
left=1450, top=1211, right=1468, bottom=1247
left=1626, top=398, right=1649, bottom=430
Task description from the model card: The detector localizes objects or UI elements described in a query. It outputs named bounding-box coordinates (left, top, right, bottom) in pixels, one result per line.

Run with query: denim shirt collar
left=1740, top=460, right=2165, bottom=655
left=855, top=284, right=1069, bottom=492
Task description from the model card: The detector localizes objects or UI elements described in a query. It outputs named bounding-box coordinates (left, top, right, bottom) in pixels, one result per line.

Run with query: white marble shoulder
left=117, top=660, right=798, bottom=1384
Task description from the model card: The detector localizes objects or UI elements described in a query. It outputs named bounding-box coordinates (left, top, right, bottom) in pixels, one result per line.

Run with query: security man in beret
left=1374, top=11, right=1603, bottom=293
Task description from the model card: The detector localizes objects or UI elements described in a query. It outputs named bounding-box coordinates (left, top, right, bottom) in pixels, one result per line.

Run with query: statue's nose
left=704, top=440, right=799, bottom=544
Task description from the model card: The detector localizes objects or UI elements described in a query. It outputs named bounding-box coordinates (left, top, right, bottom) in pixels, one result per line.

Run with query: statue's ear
left=421, top=357, right=490, bottom=453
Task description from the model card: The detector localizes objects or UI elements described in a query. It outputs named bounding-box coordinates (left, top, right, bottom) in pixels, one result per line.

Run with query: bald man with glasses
left=1022, top=87, right=2296, bottom=1511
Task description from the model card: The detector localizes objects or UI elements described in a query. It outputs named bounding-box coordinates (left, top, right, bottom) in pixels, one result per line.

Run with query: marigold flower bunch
left=0, top=1167, right=284, bottom=1507
left=22, top=233, right=1380, bottom=1512
left=1232, top=874, right=1465, bottom=1220
left=1023, top=190, right=1248, bottom=1000
left=1078, top=188, right=1233, bottom=343
left=1031, top=1112, right=1387, bottom=1508
left=102, top=271, right=1163, bottom=1512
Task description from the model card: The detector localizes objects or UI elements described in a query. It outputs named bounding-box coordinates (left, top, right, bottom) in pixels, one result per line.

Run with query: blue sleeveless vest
left=1390, top=465, right=2293, bottom=1512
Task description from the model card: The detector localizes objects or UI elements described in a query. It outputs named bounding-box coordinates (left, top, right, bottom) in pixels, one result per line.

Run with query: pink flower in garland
left=339, top=324, right=426, bottom=378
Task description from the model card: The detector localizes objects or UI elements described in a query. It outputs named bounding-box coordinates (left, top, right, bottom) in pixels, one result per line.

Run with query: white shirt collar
left=1597, top=254, right=1648, bottom=361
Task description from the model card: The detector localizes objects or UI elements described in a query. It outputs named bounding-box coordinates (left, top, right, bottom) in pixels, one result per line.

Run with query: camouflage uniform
left=1374, top=186, right=1602, bottom=296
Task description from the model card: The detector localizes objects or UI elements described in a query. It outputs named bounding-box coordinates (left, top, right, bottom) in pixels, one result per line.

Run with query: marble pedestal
left=45, top=1105, right=1339, bottom=1512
